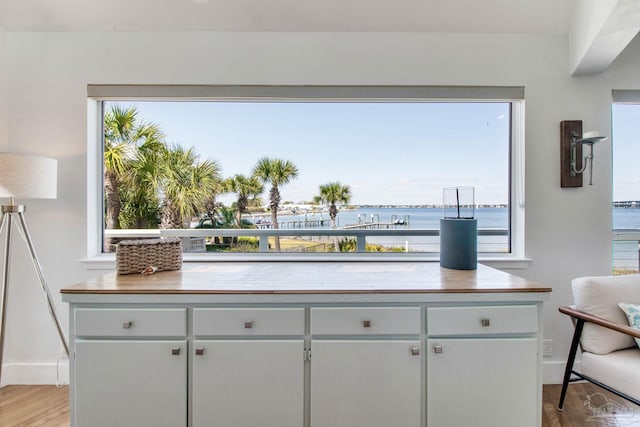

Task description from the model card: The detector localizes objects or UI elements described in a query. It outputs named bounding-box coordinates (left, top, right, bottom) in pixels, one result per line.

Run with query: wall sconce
left=560, top=120, right=608, bottom=188
left=570, top=131, right=607, bottom=186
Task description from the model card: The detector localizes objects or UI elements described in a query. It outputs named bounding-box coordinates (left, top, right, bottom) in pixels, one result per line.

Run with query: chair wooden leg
left=558, top=319, right=584, bottom=411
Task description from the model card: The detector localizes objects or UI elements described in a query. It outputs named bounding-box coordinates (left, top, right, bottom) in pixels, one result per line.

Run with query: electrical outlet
left=543, top=339, right=552, bottom=357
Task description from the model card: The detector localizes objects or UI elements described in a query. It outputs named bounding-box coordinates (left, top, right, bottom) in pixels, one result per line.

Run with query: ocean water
left=613, top=209, right=640, bottom=270
left=340, top=207, right=508, bottom=253
left=263, top=207, right=640, bottom=268
left=274, top=207, right=507, bottom=228
left=613, top=208, right=640, bottom=229
left=281, top=206, right=640, bottom=229
left=260, top=207, right=509, bottom=253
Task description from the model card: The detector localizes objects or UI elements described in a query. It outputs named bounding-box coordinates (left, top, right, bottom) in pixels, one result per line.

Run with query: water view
left=247, top=206, right=509, bottom=253
left=612, top=208, right=640, bottom=271
left=246, top=206, right=640, bottom=269
left=251, top=207, right=508, bottom=229
left=101, top=101, right=639, bottom=272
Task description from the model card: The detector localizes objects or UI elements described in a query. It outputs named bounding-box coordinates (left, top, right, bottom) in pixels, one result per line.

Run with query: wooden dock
left=255, top=219, right=330, bottom=229
left=342, top=222, right=408, bottom=230
left=252, top=214, right=410, bottom=230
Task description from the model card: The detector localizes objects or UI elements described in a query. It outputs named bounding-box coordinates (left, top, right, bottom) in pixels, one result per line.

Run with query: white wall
left=3, top=30, right=638, bottom=384
left=569, top=0, right=617, bottom=73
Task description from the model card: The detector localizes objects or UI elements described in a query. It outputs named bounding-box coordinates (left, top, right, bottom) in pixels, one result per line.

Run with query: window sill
left=79, top=253, right=532, bottom=271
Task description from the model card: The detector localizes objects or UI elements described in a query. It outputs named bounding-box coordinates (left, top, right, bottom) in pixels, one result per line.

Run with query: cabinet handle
left=195, top=347, right=205, bottom=356
left=244, top=321, right=254, bottom=329
left=410, top=347, right=420, bottom=356
left=122, top=321, right=133, bottom=329
left=362, top=320, right=372, bottom=328
left=480, top=318, right=491, bottom=327
left=171, top=347, right=181, bottom=356
left=433, top=344, right=443, bottom=354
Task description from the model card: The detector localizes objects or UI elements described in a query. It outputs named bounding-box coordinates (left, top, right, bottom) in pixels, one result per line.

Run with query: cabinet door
left=427, top=337, right=538, bottom=427
left=311, top=340, right=422, bottom=427
left=74, top=340, right=187, bottom=427
left=192, top=339, right=304, bottom=427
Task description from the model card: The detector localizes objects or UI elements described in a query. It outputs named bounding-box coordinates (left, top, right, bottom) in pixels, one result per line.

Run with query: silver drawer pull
left=195, top=347, right=205, bottom=356
left=433, top=344, right=443, bottom=354
left=122, top=321, right=133, bottom=329
left=171, top=347, right=181, bottom=356
left=362, top=320, right=372, bottom=328
left=244, top=321, right=254, bottom=329
left=410, top=347, right=420, bottom=356
left=480, top=318, right=491, bottom=327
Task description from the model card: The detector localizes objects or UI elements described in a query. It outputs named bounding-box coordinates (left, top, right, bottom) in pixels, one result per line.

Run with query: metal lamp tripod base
left=0, top=204, right=69, bottom=383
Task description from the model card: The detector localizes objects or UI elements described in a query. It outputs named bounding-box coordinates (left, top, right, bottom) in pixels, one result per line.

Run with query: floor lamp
left=0, top=152, right=68, bottom=384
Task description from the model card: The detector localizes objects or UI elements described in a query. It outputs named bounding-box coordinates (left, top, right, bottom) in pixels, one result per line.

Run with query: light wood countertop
left=62, top=262, right=551, bottom=295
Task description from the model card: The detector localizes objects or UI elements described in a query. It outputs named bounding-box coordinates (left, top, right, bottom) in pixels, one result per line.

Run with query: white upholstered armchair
left=558, top=274, right=640, bottom=410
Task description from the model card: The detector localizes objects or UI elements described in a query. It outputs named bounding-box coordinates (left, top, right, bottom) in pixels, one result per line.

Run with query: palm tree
left=252, top=157, right=299, bottom=251
left=119, top=149, right=164, bottom=229
left=118, top=184, right=160, bottom=229
left=201, top=181, right=228, bottom=229
left=104, top=106, right=154, bottom=228
left=226, top=174, right=264, bottom=228
left=159, top=145, right=222, bottom=229
left=103, top=105, right=165, bottom=250
left=316, top=182, right=352, bottom=251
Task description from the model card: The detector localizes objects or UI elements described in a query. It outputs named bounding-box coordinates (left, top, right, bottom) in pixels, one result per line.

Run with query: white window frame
left=83, top=85, right=527, bottom=269
left=611, top=90, right=640, bottom=272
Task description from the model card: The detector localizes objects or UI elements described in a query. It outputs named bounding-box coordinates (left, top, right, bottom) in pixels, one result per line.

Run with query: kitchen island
left=62, top=262, right=551, bottom=427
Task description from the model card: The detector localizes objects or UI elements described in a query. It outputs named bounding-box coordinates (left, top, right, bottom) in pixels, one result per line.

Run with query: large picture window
left=88, top=85, right=524, bottom=260
left=612, top=93, right=640, bottom=273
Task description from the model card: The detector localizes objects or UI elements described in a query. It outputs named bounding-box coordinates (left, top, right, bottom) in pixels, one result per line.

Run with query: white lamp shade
left=0, top=153, right=58, bottom=199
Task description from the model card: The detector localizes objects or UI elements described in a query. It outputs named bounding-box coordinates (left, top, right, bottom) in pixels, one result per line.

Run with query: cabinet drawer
left=193, top=308, right=305, bottom=336
left=427, top=305, right=538, bottom=336
left=74, top=308, right=187, bottom=337
left=311, top=307, right=421, bottom=335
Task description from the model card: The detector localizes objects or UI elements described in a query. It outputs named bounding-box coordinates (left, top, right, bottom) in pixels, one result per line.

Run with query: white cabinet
left=75, top=340, right=187, bottom=427
left=192, top=340, right=304, bottom=427
left=310, top=307, right=422, bottom=427
left=426, top=305, right=538, bottom=336
left=67, top=299, right=544, bottom=427
left=311, top=340, right=422, bottom=427
left=72, top=308, right=188, bottom=427
left=427, top=338, right=538, bottom=427
left=191, top=307, right=305, bottom=427
left=426, top=306, right=540, bottom=427
left=310, top=307, right=422, bottom=335
left=74, top=308, right=187, bottom=337
left=193, top=307, right=305, bottom=336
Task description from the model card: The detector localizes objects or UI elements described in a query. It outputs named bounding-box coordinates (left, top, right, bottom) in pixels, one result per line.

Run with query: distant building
left=613, top=201, right=640, bottom=208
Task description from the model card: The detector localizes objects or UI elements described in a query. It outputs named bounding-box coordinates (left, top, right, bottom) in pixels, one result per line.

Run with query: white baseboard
left=0, top=358, right=572, bottom=387
left=0, top=360, right=69, bottom=387
left=543, top=359, right=579, bottom=384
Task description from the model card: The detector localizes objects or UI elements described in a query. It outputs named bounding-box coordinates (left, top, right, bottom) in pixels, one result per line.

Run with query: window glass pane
left=612, top=103, right=640, bottom=273
left=102, top=100, right=511, bottom=255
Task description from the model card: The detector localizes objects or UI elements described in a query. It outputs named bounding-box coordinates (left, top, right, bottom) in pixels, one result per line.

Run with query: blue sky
left=612, top=104, right=640, bottom=202
left=113, top=101, right=511, bottom=205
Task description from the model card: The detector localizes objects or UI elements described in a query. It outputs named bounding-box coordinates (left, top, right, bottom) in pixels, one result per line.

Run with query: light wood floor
left=0, top=383, right=639, bottom=426
left=0, top=385, right=69, bottom=427
left=543, top=383, right=640, bottom=426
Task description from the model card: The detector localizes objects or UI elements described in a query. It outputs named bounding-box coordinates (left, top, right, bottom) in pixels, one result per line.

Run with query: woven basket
left=116, top=238, right=183, bottom=275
